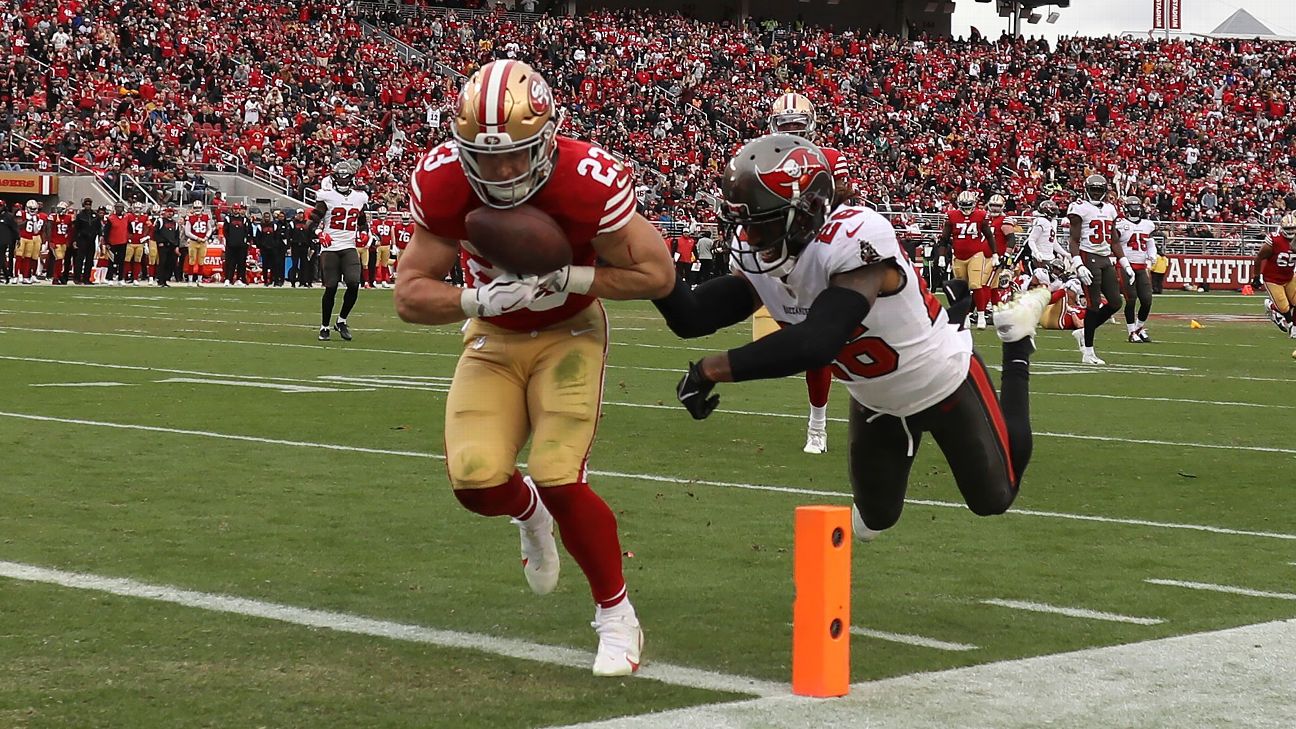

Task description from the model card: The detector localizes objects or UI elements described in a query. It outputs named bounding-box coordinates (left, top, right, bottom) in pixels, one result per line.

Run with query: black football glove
left=676, top=361, right=719, bottom=420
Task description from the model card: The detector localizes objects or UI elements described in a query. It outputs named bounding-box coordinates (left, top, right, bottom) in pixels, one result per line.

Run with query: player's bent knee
left=525, top=443, right=589, bottom=487
left=966, top=487, right=1016, bottom=517
left=446, top=446, right=517, bottom=490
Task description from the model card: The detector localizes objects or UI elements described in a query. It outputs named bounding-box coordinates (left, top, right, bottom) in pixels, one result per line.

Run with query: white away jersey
left=317, top=188, right=370, bottom=250
left=1025, top=215, right=1061, bottom=262
left=1116, top=218, right=1157, bottom=266
left=1067, top=199, right=1117, bottom=256
left=740, top=205, right=972, bottom=417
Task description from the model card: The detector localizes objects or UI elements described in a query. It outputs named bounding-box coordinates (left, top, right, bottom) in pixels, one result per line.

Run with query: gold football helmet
left=452, top=60, right=559, bottom=208
left=768, top=93, right=816, bottom=139
left=1281, top=213, right=1296, bottom=240
left=988, top=194, right=1006, bottom=215
left=956, top=190, right=978, bottom=213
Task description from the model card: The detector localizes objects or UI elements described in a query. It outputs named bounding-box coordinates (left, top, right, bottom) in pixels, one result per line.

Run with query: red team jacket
left=408, top=136, right=637, bottom=331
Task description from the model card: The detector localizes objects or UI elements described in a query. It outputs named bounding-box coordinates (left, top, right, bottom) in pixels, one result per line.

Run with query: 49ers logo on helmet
left=756, top=147, right=826, bottom=200
left=528, top=79, right=551, bottom=115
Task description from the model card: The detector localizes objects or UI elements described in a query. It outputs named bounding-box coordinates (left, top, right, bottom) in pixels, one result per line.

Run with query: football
left=465, top=204, right=572, bottom=276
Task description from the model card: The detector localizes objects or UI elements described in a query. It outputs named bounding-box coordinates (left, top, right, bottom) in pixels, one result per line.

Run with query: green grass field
left=1, top=285, right=1293, bottom=728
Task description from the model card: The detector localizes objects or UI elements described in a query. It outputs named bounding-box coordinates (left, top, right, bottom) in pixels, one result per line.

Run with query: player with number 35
left=394, top=61, right=674, bottom=677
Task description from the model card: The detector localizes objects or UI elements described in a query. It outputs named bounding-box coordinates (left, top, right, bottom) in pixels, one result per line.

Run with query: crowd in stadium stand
left=2, top=0, right=1295, bottom=235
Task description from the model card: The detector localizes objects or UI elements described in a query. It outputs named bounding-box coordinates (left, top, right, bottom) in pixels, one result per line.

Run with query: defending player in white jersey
left=652, top=135, right=1050, bottom=541
left=1024, top=200, right=1069, bottom=287
left=307, top=160, right=369, bottom=341
left=1067, top=174, right=1135, bottom=365
left=1115, top=196, right=1158, bottom=343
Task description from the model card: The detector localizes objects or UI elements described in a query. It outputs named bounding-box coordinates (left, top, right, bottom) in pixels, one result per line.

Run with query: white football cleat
left=803, top=427, right=827, bottom=454
left=851, top=503, right=879, bottom=543
left=993, top=288, right=1049, bottom=343
left=591, top=608, right=643, bottom=677
left=513, top=477, right=559, bottom=595
left=975, top=311, right=987, bottom=330
left=1081, top=351, right=1106, bottom=365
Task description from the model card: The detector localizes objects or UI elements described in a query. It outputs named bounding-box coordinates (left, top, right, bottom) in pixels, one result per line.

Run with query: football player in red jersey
left=395, top=60, right=674, bottom=677
left=940, top=191, right=996, bottom=330
left=766, top=92, right=853, bottom=454
left=391, top=212, right=414, bottom=282
left=1254, top=214, right=1296, bottom=339
left=15, top=200, right=46, bottom=284
left=125, top=202, right=153, bottom=285
left=371, top=206, right=396, bottom=288
left=48, top=201, right=73, bottom=285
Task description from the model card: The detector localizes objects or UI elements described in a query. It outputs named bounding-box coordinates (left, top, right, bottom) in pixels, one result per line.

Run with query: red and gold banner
left=0, top=172, right=57, bottom=195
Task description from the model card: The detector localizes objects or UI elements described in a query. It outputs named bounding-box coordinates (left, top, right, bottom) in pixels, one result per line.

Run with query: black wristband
left=728, top=285, right=870, bottom=382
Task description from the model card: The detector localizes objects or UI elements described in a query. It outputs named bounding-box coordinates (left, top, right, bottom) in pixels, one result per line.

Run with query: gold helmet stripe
left=479, top=60, right=516, bottom=133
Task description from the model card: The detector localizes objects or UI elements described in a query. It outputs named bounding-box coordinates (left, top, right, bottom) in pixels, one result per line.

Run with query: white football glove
left=538, top=265, right=595, bottom=295
left=1072, top=256, right=1093, bottom=286
left=460, top=273, right=542, bottom=318
left=936, top=256, right=947, bottom=269
left=989, top=254, right=1000, bottom=268
left=1119, top=257, right=1135, bottom=286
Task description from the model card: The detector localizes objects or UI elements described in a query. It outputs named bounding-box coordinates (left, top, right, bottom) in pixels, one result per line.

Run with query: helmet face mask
left=956, top=190, right=977, bottom=213
left=332, top=161, right=355, bottom=194
left=988, top=194, right=1006, bottom=215
left=453, top=60, right=559, bottom=209
left=717, top=134, right=834, bottom=277
left=1085, top=174, right=1109, bottom=204
left=1038, top=200, right=1058, bottom=217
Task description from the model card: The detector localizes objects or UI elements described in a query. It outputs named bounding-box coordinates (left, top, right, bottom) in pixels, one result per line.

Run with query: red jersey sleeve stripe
left=597, top=193, right=637, bottom=234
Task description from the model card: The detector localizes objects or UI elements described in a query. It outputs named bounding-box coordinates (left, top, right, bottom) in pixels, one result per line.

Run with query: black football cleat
left=334, top=320, right=352, bottom=341
left=318, top=326, right=330, bottom=341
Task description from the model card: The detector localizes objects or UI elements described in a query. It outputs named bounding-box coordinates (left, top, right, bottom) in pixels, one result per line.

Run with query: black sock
left=1138, top=301, right=1151, bottom=322
left=1083, top=313, right=1098, bottom=347
left=998, top=339, right=1033, bottom=485
left=339, top=283, right=360, bottom=320
left=321, top=286, right=337, bottom=327
left=1124, top=296, right=1136, bottom=325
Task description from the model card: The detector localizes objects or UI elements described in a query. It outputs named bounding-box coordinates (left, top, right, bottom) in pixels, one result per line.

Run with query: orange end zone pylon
left=791, top=505, right=851, bottom=697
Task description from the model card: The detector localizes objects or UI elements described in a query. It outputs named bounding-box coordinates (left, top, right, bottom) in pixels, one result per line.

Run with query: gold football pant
left=1265, top=280, right=1296, bottom=313
left=752, top=306, right=779, bottom=340
left=444, top=303, right=608, bottom=489
left=125, top=243, right=145, bottom=263
left=17, top=237, right=41, bottom=259
left=952, top=252, right=989, bottom=290
left=186, top=239, right=208, bottom=268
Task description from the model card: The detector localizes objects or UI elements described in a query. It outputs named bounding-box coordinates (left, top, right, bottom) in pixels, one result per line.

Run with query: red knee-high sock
left=53, top=259, right=62, bottom=280
left=973, top=286, right=992, bottom=312
left=453, top=470, right=537, bottom=520
left=148, top=263, right=156, bottom=278
left=805, top=366, right=832, bottom=408
left=539, top=482, right=626, bottom=608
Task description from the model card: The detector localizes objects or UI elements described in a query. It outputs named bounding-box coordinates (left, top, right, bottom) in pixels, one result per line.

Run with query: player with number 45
left=394, top=60, right=674, bottom=677
left=653, top=134, right=1048, bottom=552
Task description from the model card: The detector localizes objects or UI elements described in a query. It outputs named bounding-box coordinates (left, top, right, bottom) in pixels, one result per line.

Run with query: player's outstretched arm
left=675, top=263, right=893, bottom=420
left=545, top=214, right=674, bottom=301
left=652, top=273, right=760, bottom=339
left=393, top=225, right=474, bottom=325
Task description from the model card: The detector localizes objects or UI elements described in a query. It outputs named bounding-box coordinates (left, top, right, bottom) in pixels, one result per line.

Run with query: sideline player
left=766, top=92, right=852, bottom=454
left=1254, top=213, right=1296, bottom=339
left=1116, top=196, right=1158, bottom=343
left=653, top=134, right=1048, bottom=542
left=941, top=191, right=996, bottom=330
left=16, top=200, right=46, bottom=284
left=394, top=60, right=674, bottom=676
left=307, top=160, right=368, bottom=341
left=125, top=202, right=152, bottom=285
left=1067, top=174, right=1134, bottom=364
left=184, top=200, right=213, bottom=285
left=48, top=201, right=73, bottom=284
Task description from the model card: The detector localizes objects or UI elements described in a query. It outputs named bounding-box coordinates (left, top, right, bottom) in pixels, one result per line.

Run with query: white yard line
left=1145, top=579, right=1296, bottom=601
left=554, top=618, right=1296, bottom=729
left=1037, top=431, right=1296, bottom=455
left=2, top=411, right=1294, bottom=542
left=1037, top=391, right=1287, bottom=409
left=849, top=627, right=978, bottom=652
left=156, top=377, right=374, bottom=394
left=0, top=560, right=782, bottom=697
left=28, top=381, right=132, bottom=388
left=980, top=598, right=1164, bottom=625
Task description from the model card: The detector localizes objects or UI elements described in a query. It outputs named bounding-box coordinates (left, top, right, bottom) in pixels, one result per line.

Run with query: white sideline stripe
left=157, top=377, right=373, bottom=394
left=1145, top=579, right=1296, bottom=601
left=849, top=627, right=978, bottom=652
left=0, top=560, right=783, bottom=698
left=980, top=599, right=1164, bottom=625
left=555, top=618, right=1296, bottom=729
left=1037, top=391, right=1288, bottom=409
left=3, top=411, right=1295, bottom=543
left=28, top=381, right=132, bottom=388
